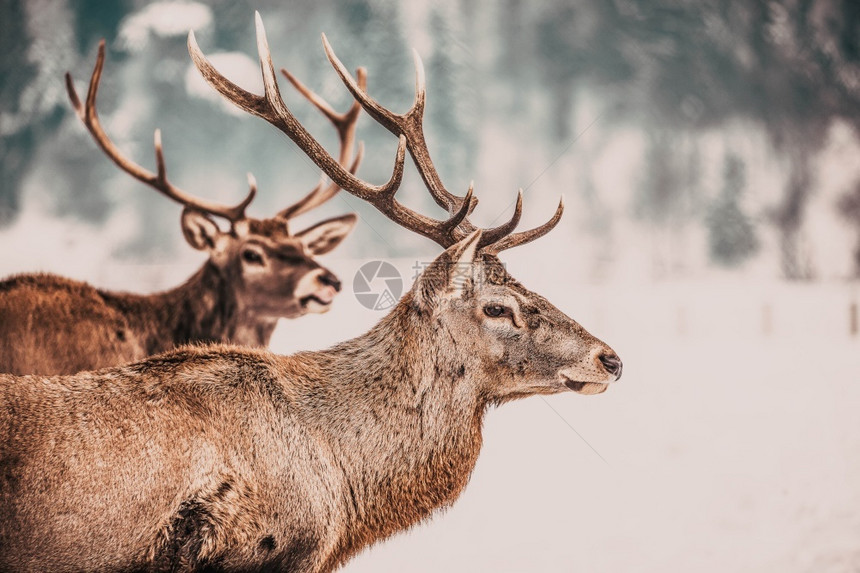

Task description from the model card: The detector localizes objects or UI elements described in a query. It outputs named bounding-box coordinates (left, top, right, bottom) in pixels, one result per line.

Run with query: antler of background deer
left=65, top=40, right=256, bottom=223
left=188, top=12, right=564, bottom=252
left=66, top=39, right=363, bottom=226
left=277, top=67, right=365, bottom=219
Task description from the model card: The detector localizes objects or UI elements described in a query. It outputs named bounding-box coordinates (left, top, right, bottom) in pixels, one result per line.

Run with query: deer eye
left=483, top=304, right=510, bottom=318
left=242, top=249, right=264, bottom=265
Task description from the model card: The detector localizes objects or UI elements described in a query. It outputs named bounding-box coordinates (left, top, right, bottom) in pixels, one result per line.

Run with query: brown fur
left=0, top=242, right=621, bottom=572
left=0, top=212, right=356, bottom=375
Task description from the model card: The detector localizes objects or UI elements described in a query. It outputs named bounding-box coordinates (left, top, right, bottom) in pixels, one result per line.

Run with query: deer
left=0, top=13, right=623, bottom=572
left=0, top=40, right=366, bottom=376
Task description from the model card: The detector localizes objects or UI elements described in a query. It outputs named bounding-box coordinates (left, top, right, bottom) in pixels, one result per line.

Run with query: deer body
left=0, top=263, right=279, bottom=375
left=0, top=302, right=481, bottom=571
left=1, top=346, right=341, bottom=571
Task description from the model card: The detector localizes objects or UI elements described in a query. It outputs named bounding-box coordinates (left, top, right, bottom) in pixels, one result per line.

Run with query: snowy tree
left=839, top=181, right=860, bottom=277
left=706, top=154, right=759, bottom=268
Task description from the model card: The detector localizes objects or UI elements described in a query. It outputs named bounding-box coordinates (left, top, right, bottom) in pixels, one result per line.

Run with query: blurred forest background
left=1, top=0, right=860, bottom=282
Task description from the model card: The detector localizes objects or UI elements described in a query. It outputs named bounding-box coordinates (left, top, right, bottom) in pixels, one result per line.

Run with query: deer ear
left=295, top=213, right=357, bottom=255
left=181, top=208, right=224, bottom=252
left=416, top=230, right=483, bottom=306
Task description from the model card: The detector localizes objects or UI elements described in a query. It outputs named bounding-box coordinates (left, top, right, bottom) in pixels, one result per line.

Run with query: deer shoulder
left=0, top=273, right=144, bottom=374
left=0, top=345, right=343, bottom=571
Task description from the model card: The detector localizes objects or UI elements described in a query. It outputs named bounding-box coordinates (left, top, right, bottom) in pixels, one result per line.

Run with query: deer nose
left=598, top=352, right=623, bottom=380
left=318, top=271, right=342, bottom=292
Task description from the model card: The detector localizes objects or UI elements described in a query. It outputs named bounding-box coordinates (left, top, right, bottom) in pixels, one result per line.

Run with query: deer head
left=404, top=233, right=620, bottom=401
left=65, top=41, right=363, bottom=320
left=188, top=13, right=622, bottom=396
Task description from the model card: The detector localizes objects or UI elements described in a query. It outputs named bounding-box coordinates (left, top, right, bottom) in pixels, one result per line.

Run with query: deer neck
left=300, top=295, right=487, bottom=556
left=143, top=262, right=276, bottom=352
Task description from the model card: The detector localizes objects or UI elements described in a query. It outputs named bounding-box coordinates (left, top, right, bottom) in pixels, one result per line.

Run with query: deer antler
left=65, top=40, right=256, bottom=223
left=275, top=66, right=366, bottom=220
left=189, top=13, right=466, bottom=247
left=321, top=35, right=564, bottom=253
left=188, top=12, right=563, bottom=252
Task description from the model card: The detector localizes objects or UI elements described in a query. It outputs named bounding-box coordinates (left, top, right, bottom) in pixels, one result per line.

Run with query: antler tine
left=280, top=175, right=326, bottom=218
left=348, top=139, right=482, bottom=245
left=321, top=34, right=477, bottom=218
left=483, top=197, right=565, bottom=254
left=440, top=183, right=475, bottom=236
left=276, top=146, right=363, bottom=220
left=280, top=66, right=366, bottom=153
left=475, top=189, right=524, bottom=248
left=65, top=40, right=256, bottom=222
left=275, top=67, right=367, bottom=219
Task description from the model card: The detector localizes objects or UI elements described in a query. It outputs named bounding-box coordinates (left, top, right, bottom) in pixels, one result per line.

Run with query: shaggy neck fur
left=102, top=262, right=277, bottom=354
left=288, top=293, right=487, bottom=568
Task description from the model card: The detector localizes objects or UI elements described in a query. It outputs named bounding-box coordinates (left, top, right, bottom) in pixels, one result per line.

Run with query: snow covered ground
left=1, top=251, right=857, bottom=572
left=347, top=335, right=860, bottom=572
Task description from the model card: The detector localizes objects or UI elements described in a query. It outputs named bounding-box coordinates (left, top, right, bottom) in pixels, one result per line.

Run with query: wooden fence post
left=851, top=302, right=858, bottom=337
left=762, top=303, right=772, bottom=337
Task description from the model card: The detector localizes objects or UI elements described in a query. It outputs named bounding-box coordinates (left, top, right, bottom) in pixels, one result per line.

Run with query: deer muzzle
left=296, top=268, right=341, bottom=312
